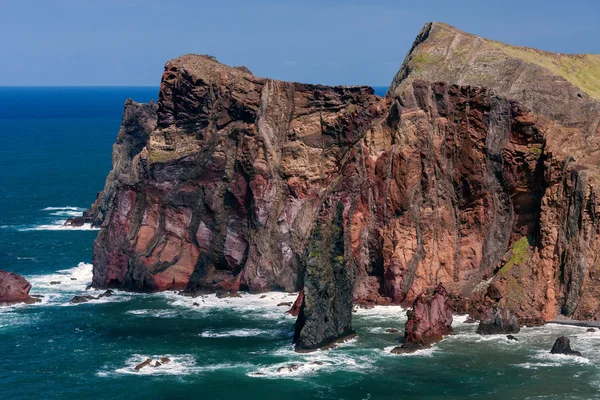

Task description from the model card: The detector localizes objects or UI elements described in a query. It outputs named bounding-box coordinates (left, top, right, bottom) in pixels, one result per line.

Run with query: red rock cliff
left=81, top=25, right=600, bottom=325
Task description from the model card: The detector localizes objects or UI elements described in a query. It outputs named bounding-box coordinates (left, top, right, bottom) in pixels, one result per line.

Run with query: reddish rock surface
left=76, top=23, right=600, bottom=327
left=393, top=284, right=453, bottom=352
left=0, top=270, right=37, bottom=305
left=288, top=290, right=303, bottom=317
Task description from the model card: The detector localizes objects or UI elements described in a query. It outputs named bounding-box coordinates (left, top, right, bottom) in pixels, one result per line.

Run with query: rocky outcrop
left=476, top=307, right=520, bottom=335
left=0, top=270, right=38, bottom=305
left=78, top=23, right=600, bottom=330
left=392, top=284, right=453, bottom=353
left=66, top=100, right=158, bottom=227
left=550, top=336, right=582, bottom=356
left=293, top=202, right=355, bottom=351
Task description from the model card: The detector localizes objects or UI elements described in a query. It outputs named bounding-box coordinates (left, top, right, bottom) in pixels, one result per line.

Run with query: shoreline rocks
left=476, top=307, right=520, bottom=335
left=0, top=270, right=39, bottom=305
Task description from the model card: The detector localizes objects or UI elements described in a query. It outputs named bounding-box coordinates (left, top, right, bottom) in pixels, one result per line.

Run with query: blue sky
left=2, top=0, right=599, bottom=86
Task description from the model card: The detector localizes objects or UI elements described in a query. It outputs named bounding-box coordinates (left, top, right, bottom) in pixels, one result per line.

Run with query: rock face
left=392, top=284, right=453, bottom=353
left=77, top=23, right=600, bottom=332
left=550, top=336, right=582, bottom=356
left=293, top=202, right=355, bottom=351
left=0, top=270, right=37, bottom=305
left=476, top=307, right=520, bottom=335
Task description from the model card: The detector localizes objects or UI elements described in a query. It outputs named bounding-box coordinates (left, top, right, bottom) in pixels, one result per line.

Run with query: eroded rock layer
left=80, top=24, right=600, bottom=325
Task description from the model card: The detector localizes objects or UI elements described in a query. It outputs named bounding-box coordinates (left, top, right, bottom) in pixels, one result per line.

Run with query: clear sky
left=2, top=0, right=599, bottom=86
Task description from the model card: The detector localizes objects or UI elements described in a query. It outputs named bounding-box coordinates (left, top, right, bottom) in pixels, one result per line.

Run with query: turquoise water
left=1, top=87, right=600, bottom=400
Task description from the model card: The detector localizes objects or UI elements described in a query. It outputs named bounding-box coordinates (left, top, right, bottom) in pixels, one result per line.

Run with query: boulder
left=550, top=336, right=582, bottom=356
left=476, top=307, right=520, bottom=335
left=0, top=270, right=38, bottom=305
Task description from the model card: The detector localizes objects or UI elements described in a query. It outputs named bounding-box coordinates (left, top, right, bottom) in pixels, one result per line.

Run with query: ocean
left=1, top=86, right=599, bottom=400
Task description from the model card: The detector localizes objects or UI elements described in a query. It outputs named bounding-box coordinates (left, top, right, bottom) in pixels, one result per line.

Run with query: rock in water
left=476, top=307, right=520, bottom=334
left=134, top=358, right=153, bottom=371
left=550, top=336, right=582, bottom=356
left=0, top=270, right=38, bottom=305
left=293, top=203, right=355, bottom=352
left=507, top=334, right=519, bottom=341
left=392, top=284, right=453, bottom=353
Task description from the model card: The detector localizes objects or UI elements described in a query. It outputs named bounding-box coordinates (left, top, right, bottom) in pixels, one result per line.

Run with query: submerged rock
left=392, top=284, right=453, bottom=354
left=71, top=295, right=96, bottom=304
left=550, top=336, right=582, bottom=356
left=134, top=357, right=171, bottom=372
left=386, top=328, right=399, bottom=333
left=476, top=307, right=520, bottom=335
left=587, top=328, right=596, bottom=333
left=277, top=302, right=292, bottom=307
left=70, top=290, right=114, bottom=304
left=0, top=270, right=39, bottom=305
left=507, top=334, right=519, bottom=341
left=134, top=358, right=153, bottom=371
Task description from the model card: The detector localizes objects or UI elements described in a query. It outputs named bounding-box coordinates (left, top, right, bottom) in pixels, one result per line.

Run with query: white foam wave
left=11, top=206, right=98, bottom=231
left=249, top=347, right=375, bottom=379
left=99, top=354, right=253, bottom=377
left=49, top=210, right=83, bottom=217
left=199, top=328, right=272, bottom=338
left=19, top=221, right=98, bottom=231
left=112, top=354, right=198, bottom=376
left=382, top=344, right=439, bottom=357
left=353, top=305, right=407, bottom=321
left=27, top=262, right=93, bottom=294
left=42, top=206, right=84, bottom=211
left=162, top=291, right=299, bottom=322
left=125, top=309, right=178, bottom=318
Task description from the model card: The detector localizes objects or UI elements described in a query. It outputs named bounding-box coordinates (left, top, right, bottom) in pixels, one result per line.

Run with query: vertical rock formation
left=293, top=202, right=355, bottom=351
left=392, top=283, right=453, bottom=353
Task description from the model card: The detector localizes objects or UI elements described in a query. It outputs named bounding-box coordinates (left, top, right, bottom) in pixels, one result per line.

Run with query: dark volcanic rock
left=392, top=284, right=453, bottom=353
left=71, top=295, right=96, bottom=304
left=550, top=336, right=582, bottom=356
left=477, top=307, right=520, bottom=335
left=0, top=270, right=38, bottom=305
left=134, top=358, right=153, bottom=371
left=293, top=203, right=355, bottom=352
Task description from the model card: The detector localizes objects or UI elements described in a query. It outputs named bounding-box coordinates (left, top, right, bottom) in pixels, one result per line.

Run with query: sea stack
left=391, top=284, right=453, bottom=353
left=550, top=336, right=582, bottom=357
left=293, top=202, right=355, bottom=352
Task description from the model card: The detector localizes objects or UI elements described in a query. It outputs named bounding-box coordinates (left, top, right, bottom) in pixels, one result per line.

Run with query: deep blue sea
left=1, top=87, right=600, bottom=400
